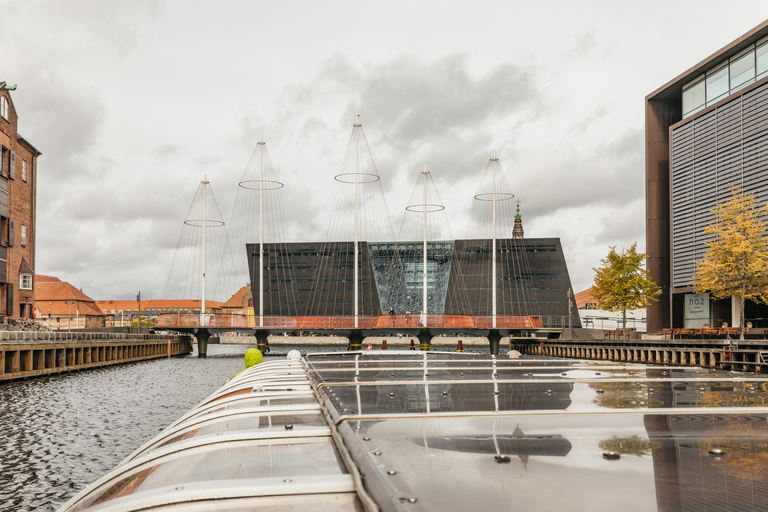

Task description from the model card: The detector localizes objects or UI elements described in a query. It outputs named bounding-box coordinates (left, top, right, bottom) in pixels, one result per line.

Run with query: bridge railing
left=157, top=313, right=547, bottom=330
left=473, top=316, right=543, bottom=329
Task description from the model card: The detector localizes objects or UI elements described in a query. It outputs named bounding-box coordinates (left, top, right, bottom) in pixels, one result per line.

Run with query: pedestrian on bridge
left=230, top=348, right=263, bottom=380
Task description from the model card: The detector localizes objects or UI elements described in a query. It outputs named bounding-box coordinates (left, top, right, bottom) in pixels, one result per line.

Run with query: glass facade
left=368, top=241, right=454, bottom=314
left=682, top=36, right=768, bottom=118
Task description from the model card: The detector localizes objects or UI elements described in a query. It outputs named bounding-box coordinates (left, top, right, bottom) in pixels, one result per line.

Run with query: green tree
left=592, top=243, right=661, bottom=340
left=693, top=188, right=768, bottom=340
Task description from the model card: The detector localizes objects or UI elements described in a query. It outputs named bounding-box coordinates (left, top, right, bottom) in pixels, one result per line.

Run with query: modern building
left=0, top=82, right=40, bottom=319
left=646, top=20, right=768, bottom=332
left=246, top=238, right=580, bottom=328
left=35, top=275, right=104, bottom=329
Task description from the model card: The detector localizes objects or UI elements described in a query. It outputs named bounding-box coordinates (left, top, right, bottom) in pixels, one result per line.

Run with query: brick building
left=220, top=285, right=253, bottom=315
left=95, top=299, right=224, bottom=327
left=0, top=82, right=40, bottom=319
left=35, top=275, right=104, bottom=329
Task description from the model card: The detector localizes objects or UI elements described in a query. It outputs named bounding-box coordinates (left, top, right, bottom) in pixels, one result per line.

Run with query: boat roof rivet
left=603, top=452, right=620, bottom=460
left=596, top=389, right=605, bottom=393
left=374, top=451, right=382, bottom=455
left=387, top=470, right=397, bottom=475
left=709, top=449, right=726, bottom=457
left=285, top=425, right=293, bottom=430
left=284, top=479, right=293, bottom=483
left=175, top=486, right=184, bottom=491
left=363, top=437, right=370, bottom=441
left=389, top=393, right=395, bottom=397
left=441, top=391, right=448, bottom=396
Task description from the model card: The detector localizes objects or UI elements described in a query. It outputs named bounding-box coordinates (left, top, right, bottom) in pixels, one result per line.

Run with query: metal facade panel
left=671, top=82, right=768, bottom=288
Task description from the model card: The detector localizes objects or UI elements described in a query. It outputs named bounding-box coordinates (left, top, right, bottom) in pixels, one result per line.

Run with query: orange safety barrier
left=158, top=313, right=544, bottom=330
left=473, top=316, right=542, bottom=329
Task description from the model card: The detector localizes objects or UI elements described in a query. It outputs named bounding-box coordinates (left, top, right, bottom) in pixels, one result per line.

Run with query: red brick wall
left=0, top=88, right=38, bottom=319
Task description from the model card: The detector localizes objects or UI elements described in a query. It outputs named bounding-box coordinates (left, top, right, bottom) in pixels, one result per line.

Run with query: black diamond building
left=247, top=237, right=579, bottom=328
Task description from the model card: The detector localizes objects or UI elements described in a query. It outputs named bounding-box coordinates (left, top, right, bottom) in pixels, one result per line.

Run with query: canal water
left=0, top=342, right=488, bottom=511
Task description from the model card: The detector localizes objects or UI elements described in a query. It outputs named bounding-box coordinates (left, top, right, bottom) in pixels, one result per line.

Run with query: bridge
left=155, top=313, right=567, bottom=357
left=160, top=122, right=579, bottom=357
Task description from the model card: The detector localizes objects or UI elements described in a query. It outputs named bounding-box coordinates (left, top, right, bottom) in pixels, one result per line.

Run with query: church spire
left=512, top=199, right=524, bottom=238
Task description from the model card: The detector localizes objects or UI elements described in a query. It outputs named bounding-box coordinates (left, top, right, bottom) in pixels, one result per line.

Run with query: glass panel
left=71, top=440, right=345, bottom=511
left=706, top=65, right=729, bottom=105
left=189, top=396, right=319, bottom=421
left=757, top=40, right=768, bottom=78
left=730, top=48, right=755, bottom=89
left=683, top=78, right=705, bottom=117
left=155, top=493, right=364, bottom=511
left=346, top=413, right=768, bottom=512
left=152, top=413, right=325, bottom=449
left=148, top=412, right=326, bottom=453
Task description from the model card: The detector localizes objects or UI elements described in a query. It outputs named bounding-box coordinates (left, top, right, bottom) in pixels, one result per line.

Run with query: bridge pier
left=348, top=330, right=364, bottom=351
left=417, top=329, right=431, bottom=351
left=195, top=329, right=210, bottom=358
left=488, top=330, right=501, bottom=355
left=255, top=330, right=269, bottom=353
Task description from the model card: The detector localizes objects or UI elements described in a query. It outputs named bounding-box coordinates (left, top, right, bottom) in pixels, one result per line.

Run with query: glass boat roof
left=59, top=352, right=768, bottom=512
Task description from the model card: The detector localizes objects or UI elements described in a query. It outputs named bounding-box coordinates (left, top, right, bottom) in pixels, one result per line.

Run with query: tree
left=592, top=243, right=661, bottom=340
left=693, top=188, right=768, bottom=340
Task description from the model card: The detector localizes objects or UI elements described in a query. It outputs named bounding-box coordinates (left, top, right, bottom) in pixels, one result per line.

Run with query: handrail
left=156, top=313, right=544, bottom=330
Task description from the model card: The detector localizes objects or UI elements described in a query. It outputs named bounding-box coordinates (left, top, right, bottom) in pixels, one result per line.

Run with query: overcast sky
left=3, top=1, right=768, bottom=301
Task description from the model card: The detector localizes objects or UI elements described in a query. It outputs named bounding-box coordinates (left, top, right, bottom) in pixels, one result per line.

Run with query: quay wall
left=0, top=333, right=193, bottom=382
left=512, top=338, right=768, bottom=372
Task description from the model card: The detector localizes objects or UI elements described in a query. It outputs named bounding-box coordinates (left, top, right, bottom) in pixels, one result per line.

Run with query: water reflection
left=0, top=344, right=257, bottom=511
left=645, top=413, right=768, bottom=511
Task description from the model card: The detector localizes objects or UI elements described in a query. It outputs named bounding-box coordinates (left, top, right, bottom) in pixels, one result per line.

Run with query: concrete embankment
left=0, top=332, right=193, bottom=382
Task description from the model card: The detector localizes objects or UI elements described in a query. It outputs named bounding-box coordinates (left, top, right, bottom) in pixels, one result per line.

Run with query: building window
left=21, top=160, right=26, bottom=182
left=730, top=47, right=756, bottom=92
left=682, top=77, right=706, bottom=117
left=682, top=36, right=768, bottom=119
left=20, top=225, right=26, bottom=246
left=20, top=274, right=32, bottom=290
left=706, top=64, right=729, bottom=105
left=758, top=39, right=768, bottom=80
left=0, top=96, right=7, bottom=121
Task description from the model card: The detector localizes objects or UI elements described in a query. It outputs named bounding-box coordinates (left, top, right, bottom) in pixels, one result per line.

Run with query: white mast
left=492, top=152, right=497, bottom=329
left=354, top=115, right=360, bottom=328
left=259, top=138, right=265, bottom=327
left=422, top=165, right=428, bottom=327
left=202, top=174, right=207, bottom=321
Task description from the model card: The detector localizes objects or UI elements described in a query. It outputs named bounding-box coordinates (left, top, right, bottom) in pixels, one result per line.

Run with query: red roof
left=34, top=277, right=103, bottom=317
left=36, top=274, right=61, bottom=283
left=222, top=286, right=251, bottom=308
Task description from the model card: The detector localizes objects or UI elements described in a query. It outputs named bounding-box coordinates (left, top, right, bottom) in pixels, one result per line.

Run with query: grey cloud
left=568, top=32, right=597, bottom=57
left=515, top=127, right=644, bottom=221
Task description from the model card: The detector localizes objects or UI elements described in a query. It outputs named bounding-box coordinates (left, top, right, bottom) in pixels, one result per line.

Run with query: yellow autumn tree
left=592, top=243, right=661, bottom=340
left=693, top=188, right=768, bottom=340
